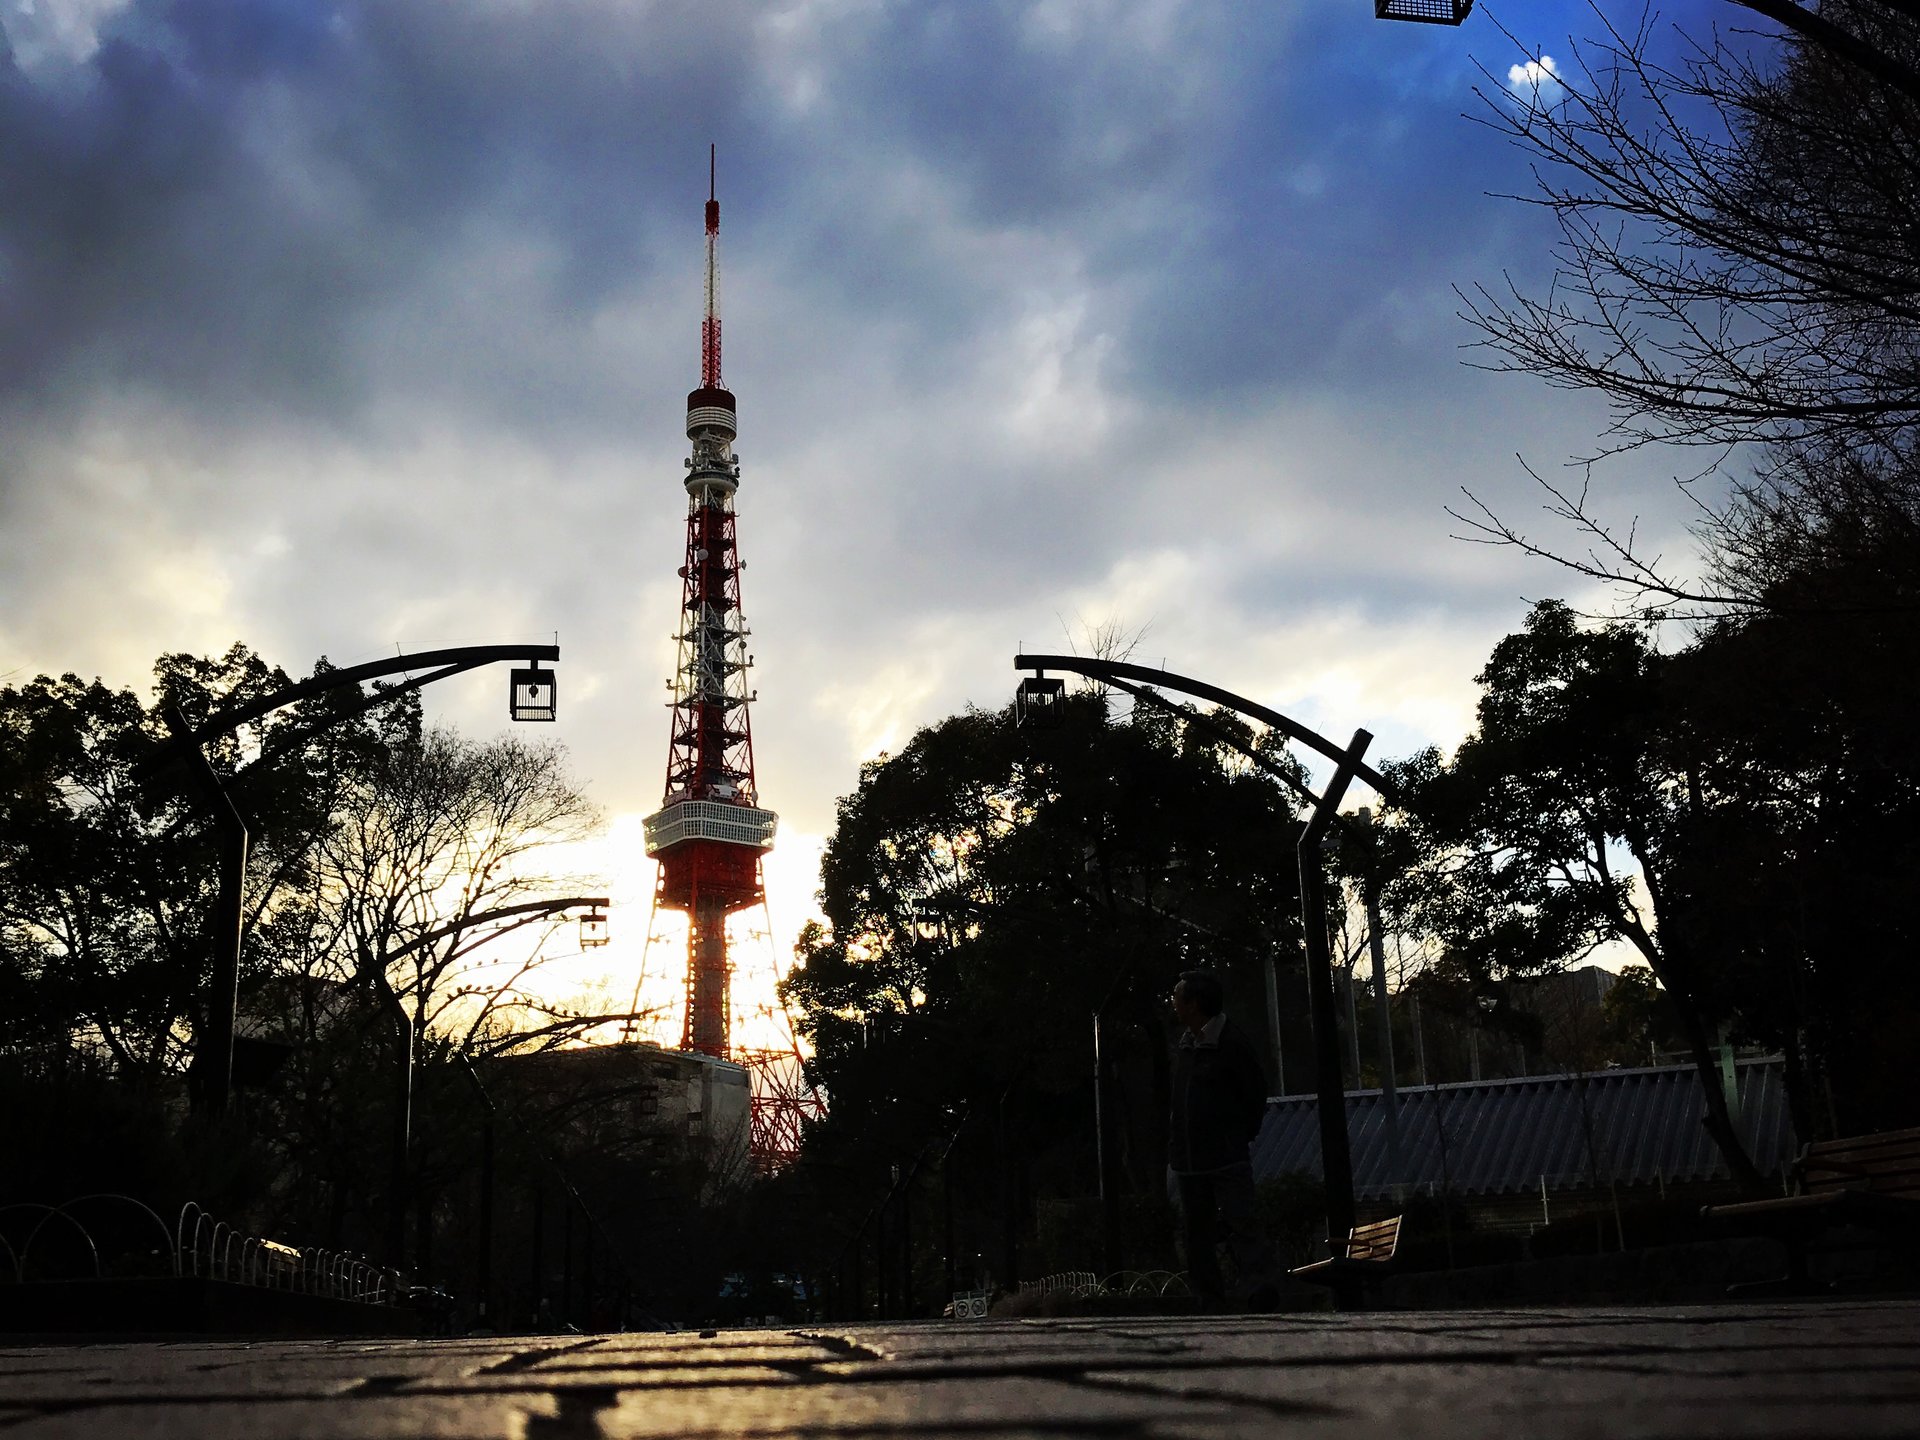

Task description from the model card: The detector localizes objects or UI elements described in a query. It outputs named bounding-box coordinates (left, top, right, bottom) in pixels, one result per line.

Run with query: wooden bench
left=1288, top=1215, right=1402, bottom=1304
left=1702, top=1126, right=1920, bottom=1293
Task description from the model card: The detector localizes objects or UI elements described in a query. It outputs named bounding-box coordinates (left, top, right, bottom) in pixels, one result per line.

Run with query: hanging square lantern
left=579, top=909, right=609, bottom=948
left=1015, top=674, right=1066, bottom=729
left=1376, top=0, right=1472, bottom=23
left=509, top=664, right=557, bottom=722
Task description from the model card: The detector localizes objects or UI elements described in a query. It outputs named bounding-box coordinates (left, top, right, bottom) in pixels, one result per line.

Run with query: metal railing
left=174, top=1202, right=404, bottom=1303
left=1017, top=1269, right=1193, bottom=1300
left=0, top=1196, right=404, bottom=1306
left=0, top=1194, right=172, bottom=1282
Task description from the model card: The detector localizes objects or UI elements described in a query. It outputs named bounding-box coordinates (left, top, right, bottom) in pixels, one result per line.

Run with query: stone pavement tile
left=400, top=1363, right=796, bottom=1393
left=1094, top=1318, right=1587, bottom=1364
left=598, top=1375, right=1250, bottom=1438
left=1408, top=1300, right=1920, bottom=1341
left=0, top=1391, right=562, bottom=1440
left=1393, top=1304, right=1920, bottom=1368
left=1534, top=1342, right=1920, bottom=1378
left=0, top=1339, right=534, bottom=1406
left=797, top=1323, right=1186, bottom=1368
left=808, top=1318, right=1607, bottom=1378
left=0, top=1362, right=366, bottom=1406
left=0, top=1360, right=106, bottom=1386
left=547, top=1335, right=840, bottom=1366
left=1100, top=1302, right=1920, bottom=1363
left=1086, top=1358, right=1920, bottom=1440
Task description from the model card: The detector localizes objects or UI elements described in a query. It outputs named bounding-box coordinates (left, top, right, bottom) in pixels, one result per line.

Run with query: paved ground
left=0, top=1300, right=1916, bottom=1438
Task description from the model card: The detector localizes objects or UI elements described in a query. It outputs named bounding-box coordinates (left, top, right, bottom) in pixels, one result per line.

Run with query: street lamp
left=1014, top=652, right=1401, bottom=1264
left=579, top=907, right=610, bottom=949
left=510, top=662, right=558, bottom=722
left=136, top=642, right=563, bottom=1120
left=371, top=895, right=609, bottom=1268
left=1014, top=674, right=1066, bottom=728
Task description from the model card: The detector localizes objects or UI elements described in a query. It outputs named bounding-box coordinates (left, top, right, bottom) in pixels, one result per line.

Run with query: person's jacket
left=1168, top=1015, right=1270, bottom=1173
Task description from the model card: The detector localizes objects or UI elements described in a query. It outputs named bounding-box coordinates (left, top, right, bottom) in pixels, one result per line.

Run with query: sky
left=0, top=0, right=1745, bottom=1037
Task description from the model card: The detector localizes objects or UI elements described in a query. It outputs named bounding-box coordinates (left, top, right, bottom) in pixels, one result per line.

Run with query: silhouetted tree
left=1390, top=598, right=1920, bottom=1162
left=1386, top=602, right=1767, bottom=1186
left=0, top=647, right=391, bottom=1084
left=0, top=646, right=607, bottom=1233
left=782, top=692, right=1306, bottom=1289
left=1459, top=1, right=1920, bottom=613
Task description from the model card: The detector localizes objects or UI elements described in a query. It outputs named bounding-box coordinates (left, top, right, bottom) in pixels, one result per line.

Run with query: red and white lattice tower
left=642, top=149, right=821, bottom=1170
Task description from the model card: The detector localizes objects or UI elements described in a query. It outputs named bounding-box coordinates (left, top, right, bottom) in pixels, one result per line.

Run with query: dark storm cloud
left=0, top=0, right=1757, bottom=848
left=726, top=2, right=1544, bottom=413
left=0, top=0, right=758, bottom=432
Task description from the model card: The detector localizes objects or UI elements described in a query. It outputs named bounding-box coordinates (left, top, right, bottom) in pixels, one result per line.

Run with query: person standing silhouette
left=1168, top=969, right=1279, bottom=1309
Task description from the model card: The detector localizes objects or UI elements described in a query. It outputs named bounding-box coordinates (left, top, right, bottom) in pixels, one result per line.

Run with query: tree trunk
left=1781, top=1028, right=1819, bottom=1151
left=1675, top=1001, right=1768, bottom=1194
left=1626, top=923, right=1769, bottom=1194
left=1617, top=851, right=1770, bottom=1195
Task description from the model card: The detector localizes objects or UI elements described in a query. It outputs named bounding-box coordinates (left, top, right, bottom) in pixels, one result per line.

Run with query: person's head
left=1171, top=969, right=1224, bottom=1032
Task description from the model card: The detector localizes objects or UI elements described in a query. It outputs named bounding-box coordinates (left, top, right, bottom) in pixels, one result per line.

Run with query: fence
left=0, top=1196, right=404, bottom=1306
left=1016, top=1269, right=1193, bottom=1301
left=174, top=1202, right=405, bottom=1304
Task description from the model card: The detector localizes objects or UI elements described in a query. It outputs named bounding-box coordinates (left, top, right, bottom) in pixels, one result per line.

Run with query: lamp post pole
left=1296, top=730, right=1371, bottom=1247
left=162, top=706, right=249, bottom=1120
left=1357, top=808, right=1405, bottom=1188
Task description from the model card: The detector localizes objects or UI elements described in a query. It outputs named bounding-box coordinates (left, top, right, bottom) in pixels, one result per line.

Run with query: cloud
left=0, top=0, right=1728, bottom=975
left=1506, top=53, right=1564, bottom=100
left=0, top=0, right=133, bottom=77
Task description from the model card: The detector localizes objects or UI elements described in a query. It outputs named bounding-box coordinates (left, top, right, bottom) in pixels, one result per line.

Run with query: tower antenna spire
left=702, top=144, right=722, bottom=389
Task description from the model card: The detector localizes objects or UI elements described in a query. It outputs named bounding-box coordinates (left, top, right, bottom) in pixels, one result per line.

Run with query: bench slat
left=1806, top=1131, right=1920, bottom=1164
left=1289, top=1214, right=1403, bottom=1286
left=1808, top=1126, right=1920, bottom=1152
left=1807, top=1147, right=1920, bottom=1168
left=1344, top=1216, right=1401, bottom=1262
left=1803, top=1130, right=1920, bottom=1199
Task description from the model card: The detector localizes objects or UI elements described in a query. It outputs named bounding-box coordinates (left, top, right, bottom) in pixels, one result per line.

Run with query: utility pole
left=1342, top=960, right=1364, bottom=1086
left=1264, top=953, right=1287, bottom=1092
left=1357, top=808, right=1405, bottom=1188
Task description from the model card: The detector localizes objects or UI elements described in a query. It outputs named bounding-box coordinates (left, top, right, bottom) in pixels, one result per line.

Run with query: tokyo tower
left=641, top=149, right=818, bottom=1168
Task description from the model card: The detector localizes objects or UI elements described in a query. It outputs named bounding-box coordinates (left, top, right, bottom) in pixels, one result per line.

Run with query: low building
left=1254, top=1058, right=1798, bottom=1231
left=485, top=1040, right=751, bottom=1182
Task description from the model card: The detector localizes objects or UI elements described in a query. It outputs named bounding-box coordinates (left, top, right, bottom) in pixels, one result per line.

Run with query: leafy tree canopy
left=784, top=691, right=1306, bottom=1170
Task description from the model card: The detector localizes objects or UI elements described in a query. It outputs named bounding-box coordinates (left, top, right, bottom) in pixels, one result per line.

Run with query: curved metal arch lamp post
left=1014, top=652, right=1401, bottom=1253
left=134, top=643, right=561, bottom=1123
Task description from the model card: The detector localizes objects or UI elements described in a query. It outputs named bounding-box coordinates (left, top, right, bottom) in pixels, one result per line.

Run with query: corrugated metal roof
left=1251, top=1059, right=1798, bottom=1198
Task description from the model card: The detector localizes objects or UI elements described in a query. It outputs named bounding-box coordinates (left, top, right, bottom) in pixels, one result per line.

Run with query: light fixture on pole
left=510, top=662, right=558, bottom=722
left=1376, top=0, right=1471, bottom=23
left=579, top=907, right=610, bottom=949
left=1015, top=673, right=1066, bottom=728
